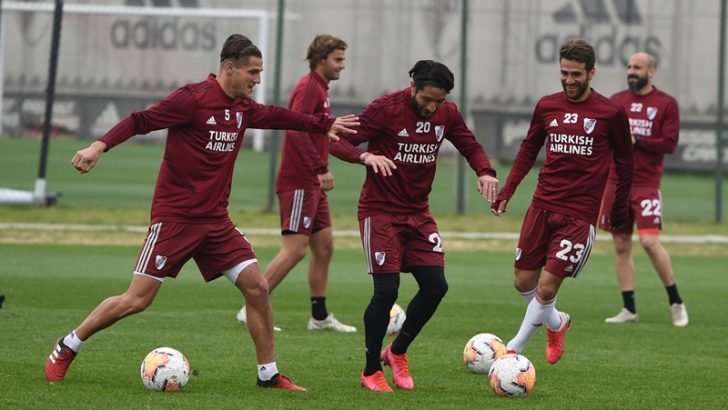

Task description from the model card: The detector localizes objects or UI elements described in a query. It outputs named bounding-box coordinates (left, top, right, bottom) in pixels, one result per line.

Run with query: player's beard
left=628, top=74, right=648, bottom=93
left=411, top=96, right=434, bottom=118
left=561, top=80, right=588, bottom=102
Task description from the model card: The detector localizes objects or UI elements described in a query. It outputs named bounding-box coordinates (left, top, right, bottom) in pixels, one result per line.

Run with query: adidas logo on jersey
left=564, top=265, right=574, bottom=273
left=397, top=128, right=409, bottom=137
left=206, top=116, right=217, bottom=125
left=549, top=119, right=559, bottom=127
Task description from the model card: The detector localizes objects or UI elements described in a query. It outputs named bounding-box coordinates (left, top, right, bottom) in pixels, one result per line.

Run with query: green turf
left=0, top=243, right=725, bottom=409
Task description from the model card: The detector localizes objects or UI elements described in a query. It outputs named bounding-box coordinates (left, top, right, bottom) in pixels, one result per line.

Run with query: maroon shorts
left=278, top=189, right=331, bottom=236
left=134, top=221, right=256, bottom=282
left=598, top=183, right=663, bottom=235
left=515, top=206, right=595, bottom=278
left=359, top=212, right=445, bottom=274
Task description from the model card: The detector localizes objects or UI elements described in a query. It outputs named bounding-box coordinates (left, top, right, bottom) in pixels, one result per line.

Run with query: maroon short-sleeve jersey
left=498, top=90, right=633, bottom=224
left=330, top=88, right=496, bottom=218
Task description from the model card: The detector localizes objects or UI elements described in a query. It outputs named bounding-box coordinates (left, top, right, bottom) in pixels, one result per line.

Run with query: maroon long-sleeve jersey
left=608, top=86, right=679, bottom=188
left=276, top=71, right=331, bottom=191
left=498, top=90, right=633, bottom=224
left=99, top=74, right=334, bottom=223
left=330, top=87, right=496, bottom=218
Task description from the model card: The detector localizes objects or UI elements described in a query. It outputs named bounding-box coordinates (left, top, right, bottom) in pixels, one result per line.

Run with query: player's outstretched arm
left=327, top=114, right=359, bottom=141
left=477, top=175, right=499, bottom=203
left=71, top=140, right=107, bottom=174
left=360, top=152, right=397, bottom=176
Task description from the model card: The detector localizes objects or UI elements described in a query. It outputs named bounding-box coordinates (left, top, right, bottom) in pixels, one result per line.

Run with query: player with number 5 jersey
left=331, top=60, right=498, bottom=392
left=491, top=38, right=632, bottom=365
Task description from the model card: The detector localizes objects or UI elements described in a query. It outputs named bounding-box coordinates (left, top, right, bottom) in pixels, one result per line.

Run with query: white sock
left=519, top=287, right=537, bottom=303
left=63, top=330, right=85, bottom=352
left=257, top=362, right=278, bottom=381
left=506, top=295, right=556, bottom=352
left=545, top=307, right=564, bottom=330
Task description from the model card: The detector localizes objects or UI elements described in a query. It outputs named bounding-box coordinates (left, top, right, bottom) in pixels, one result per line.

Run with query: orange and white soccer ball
left=140, top=347, right=190, bottom=392
left=386, top=303, right=406, bottom=336
left=488, top=353, right=536, bottom=397
left=463, top=333, right=507, bottom=374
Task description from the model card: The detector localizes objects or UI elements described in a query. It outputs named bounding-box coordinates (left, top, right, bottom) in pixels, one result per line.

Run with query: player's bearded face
left=410, top=85, right=448, bottom=119
left=627, top=73, right=648, bottom=93
left=560, top=59, right=593, bottom=102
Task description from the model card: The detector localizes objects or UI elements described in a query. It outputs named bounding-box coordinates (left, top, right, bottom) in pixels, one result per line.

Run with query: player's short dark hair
left=306, top=34, right=347, bottom=70
left=559, top=38, right=595, bottom=72
left=408, top=60, right=454, bottom=93
left=220, top=34, right=262, bottom=66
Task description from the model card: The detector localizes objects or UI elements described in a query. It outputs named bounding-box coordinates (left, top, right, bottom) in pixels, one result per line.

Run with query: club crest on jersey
left=374, top=251, right=386, bottom=266
left=515, top=247, right=522, bottom=261
left=647, top=107, right=658, bottom=120
left=583, top=118, right=596, bottom=134
left=155, top=255, right=167, bottom=270
left=303, top=216, right=312, bottom=229
left=236, top=112, right=243, bottom=128
left=435, top=125, right=445, bottom=142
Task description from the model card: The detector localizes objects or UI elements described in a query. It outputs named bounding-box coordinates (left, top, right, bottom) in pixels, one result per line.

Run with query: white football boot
left=670, top=303, right=689, bottom=327
left=604, top=308, right=639, bottom=323
left=307, top=313, right=357, bottom=333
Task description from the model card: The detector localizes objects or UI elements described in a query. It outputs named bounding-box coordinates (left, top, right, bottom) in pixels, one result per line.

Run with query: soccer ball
left=387, top=303, right=406, bottom=336
left=463, top=333, right=507, bottom=374
left=140, top=347, right=190, bottom=392
left=488, top=353, right=536, bottom=397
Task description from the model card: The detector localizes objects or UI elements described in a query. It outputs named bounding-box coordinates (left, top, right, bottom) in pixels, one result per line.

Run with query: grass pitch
left=0, top=243, right=726, bottom=409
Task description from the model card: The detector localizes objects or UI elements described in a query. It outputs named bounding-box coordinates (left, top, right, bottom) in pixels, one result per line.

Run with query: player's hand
left=327, top=114, right=359, bottom=141
left=71, top=140, right=107, bottom=173
left=477, top=175, right=499, bottom=203
left=490, top=198, right=508, bottom=216
left=318, top=172, right=334, bottom=192
left=361, top=153, right=397, bottom=176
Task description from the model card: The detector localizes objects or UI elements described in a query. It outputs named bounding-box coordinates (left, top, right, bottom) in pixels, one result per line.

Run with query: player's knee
left=319, top=239, right=334, bottom=258
left=123, top=294, right=153, bottom=315
left=242, top=275, right=270, bottom=301
left=284, top=245, right=307, bottom=263
left=512, top=272, right=537, bottom=293
left=639, top=235, right=660, bottom=252
left=613, top=234, right=632, bottom=255
left=372, top=275, right=399, bottom=307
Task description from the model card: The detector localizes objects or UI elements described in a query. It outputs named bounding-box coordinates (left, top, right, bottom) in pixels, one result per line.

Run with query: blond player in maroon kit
left=599, top=52, right=688, bottom=327
left=236, top=34, right=359, bottom=333
left=331, top=60, right=499, bottom=392
left=492, top=38, right=633, bottom=364
left=44, top=34, right=359, bottom=391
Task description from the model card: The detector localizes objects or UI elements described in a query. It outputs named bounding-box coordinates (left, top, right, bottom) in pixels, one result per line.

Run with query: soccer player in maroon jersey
left=491, top=38, right=633, bottom=364
left=599, top=52, right=688, bottom=327
left=236, top=34, right=366, bottom=333
left=331, top=60, right=499, bottom=392
left=44, top=34, right=359, bottom=391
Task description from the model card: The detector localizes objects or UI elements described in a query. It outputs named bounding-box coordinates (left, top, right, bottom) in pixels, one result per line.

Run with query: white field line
left=1, top=222, right=727, bottom=244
